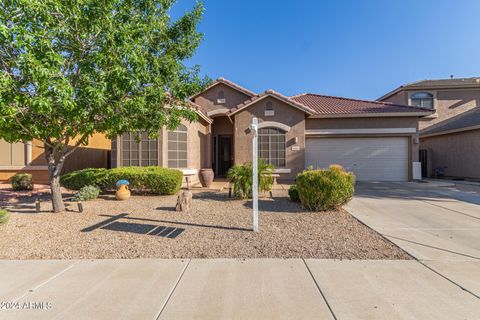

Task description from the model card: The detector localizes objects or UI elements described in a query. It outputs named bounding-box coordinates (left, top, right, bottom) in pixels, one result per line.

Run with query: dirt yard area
left=0, top=186, right=410, bottom=259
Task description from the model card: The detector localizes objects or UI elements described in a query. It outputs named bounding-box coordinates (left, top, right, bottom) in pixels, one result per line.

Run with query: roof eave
left=189, top=79, right=255, bottom=101
left=420, top=124, right=480, bottom=138
left=228, top=93, right=314, bottom=116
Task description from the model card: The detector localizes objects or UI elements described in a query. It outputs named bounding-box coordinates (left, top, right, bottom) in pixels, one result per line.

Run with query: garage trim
left=306, top=128, right=416, bottom=135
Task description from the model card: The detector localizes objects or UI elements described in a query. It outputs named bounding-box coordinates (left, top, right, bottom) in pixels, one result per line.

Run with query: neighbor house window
left=168, top=124, right=188, bottom=168
left=411, top=92, right=434, bottom=109
left=121, top=131, right=158, bottom=167
left=258, top=127, right=286, bottom=168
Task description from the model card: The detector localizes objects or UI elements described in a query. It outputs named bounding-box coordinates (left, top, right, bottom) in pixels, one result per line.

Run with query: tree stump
left=176, top=191, right=192, bottom=212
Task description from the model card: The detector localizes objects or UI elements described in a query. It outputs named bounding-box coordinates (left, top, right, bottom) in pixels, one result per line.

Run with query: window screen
left=258, top=128, right=286, bottom=168
left=168, top=124, right=188, bottom=168
left=121, top=131, right=158, bottom=167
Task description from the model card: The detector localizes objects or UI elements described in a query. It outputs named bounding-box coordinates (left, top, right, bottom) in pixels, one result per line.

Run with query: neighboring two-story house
left=380, top=78, right=480, bottom=179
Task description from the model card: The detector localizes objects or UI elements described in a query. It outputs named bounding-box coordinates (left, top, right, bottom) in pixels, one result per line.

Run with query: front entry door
left=218, top=136, right=233, bottom=176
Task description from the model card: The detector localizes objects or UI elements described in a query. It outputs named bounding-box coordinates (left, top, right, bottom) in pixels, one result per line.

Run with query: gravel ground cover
left=0, top=188, right=410, bottom=259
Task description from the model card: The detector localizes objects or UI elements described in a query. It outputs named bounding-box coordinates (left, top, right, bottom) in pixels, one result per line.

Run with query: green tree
left=0, top=0, right=208, bottom=212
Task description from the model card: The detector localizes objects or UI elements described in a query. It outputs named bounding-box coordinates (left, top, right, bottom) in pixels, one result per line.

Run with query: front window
left=411, top=92, right=434, bottom=109
left=258, top=127, right=286, bottom=168
left=121, top=131, right=158, bottom=167
left=168, top=124, right=188, bottom=168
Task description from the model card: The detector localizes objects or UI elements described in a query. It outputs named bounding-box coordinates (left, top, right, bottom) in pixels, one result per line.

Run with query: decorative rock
left=176, top=191, right=192, bottom=212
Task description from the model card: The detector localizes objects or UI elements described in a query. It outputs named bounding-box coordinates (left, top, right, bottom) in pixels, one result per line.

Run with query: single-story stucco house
left=110, top=78, right=433, bottom=182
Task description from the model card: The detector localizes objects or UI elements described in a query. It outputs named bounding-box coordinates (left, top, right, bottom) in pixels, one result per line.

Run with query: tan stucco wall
left=211, top=116, right=233, bottom=136
left=382, top=88, right=480, bottom=130
left=382, top=91, right=408, bottom=105
left=420, top=129, right=480, bottom=179
left=233, top=97, right=305, bottom=180
left=193, top=83, right=251, bottom=113
left=186, top=119, right=210, bottom=171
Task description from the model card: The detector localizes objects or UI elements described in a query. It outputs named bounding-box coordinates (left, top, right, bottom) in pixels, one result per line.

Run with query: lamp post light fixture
left=251, top=117, right=259, bottom=232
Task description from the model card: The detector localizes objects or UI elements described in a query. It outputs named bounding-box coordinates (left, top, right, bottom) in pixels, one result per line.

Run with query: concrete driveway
left=345, top=181, right=480, bottom=298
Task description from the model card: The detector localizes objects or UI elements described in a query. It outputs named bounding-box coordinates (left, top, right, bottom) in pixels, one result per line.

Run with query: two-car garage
left=305, top=137, right=409, bottom=181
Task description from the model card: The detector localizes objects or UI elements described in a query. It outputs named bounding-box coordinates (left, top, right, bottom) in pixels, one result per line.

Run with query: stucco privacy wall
left=0, top=134, right=110, bottom=183
left=306, top=117, right=420, bottom=163
left=420, top=130, right=480, bottom=179
left=193, top=83, right=251, bottom=114
left=234, top=97, right=305, bottom=180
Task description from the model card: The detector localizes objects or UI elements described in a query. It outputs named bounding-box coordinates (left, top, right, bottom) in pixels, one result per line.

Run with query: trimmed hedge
left=61, top=167, right=183, bottom=195
left=60, top=168, right=108, bottom=191
left=296, top=165, right=355, bottom=211
left=11, top=173, right=33, bottom=191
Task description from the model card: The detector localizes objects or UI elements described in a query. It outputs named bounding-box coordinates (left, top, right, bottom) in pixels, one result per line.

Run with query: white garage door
left=305, top=137, right=409, bottom=181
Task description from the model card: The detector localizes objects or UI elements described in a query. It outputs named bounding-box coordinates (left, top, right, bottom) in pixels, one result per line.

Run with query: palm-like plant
left=227, top=160, right=275, bottom=199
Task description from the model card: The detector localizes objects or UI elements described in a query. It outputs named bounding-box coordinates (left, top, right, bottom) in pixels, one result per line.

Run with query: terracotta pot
left=199, top=168, right=214, bottom=188
left=115, top=184, right=131, bottom=200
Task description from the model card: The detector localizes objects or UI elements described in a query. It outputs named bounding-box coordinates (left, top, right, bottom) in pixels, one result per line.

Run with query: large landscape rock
left=175, top=191, right=192, bottom=212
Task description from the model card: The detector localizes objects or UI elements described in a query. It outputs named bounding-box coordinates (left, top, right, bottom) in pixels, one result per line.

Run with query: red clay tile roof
left=189, top=77, right=255, bottom=101
left=228, top=89, right=315, bottom=116
left=291, top=93, right=432, bottom=117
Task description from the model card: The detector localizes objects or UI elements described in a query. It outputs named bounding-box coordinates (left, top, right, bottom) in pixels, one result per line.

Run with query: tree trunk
left=49, top=173, right=65, bottom=213
left=46, top=145, right=66, bottom=213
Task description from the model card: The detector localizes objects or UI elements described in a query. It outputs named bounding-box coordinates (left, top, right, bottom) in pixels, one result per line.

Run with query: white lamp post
left=251, top=117, right=259, bottom=232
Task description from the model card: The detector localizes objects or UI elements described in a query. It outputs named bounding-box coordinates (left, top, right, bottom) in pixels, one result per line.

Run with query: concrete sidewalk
left=1, top=259, right=479, bottom=319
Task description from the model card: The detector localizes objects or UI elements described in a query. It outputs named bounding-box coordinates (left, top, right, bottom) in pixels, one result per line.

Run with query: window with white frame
left=411, top=92, right=434, bottom=109
left=168, top=124, right=188, bottom=168
left=258, top=127, right=286, bottom=168
left=121, top=131, right=158, bottom=167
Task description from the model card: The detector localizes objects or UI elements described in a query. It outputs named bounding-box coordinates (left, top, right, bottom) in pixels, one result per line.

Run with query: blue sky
left=172, top=0, right=480, bottom=100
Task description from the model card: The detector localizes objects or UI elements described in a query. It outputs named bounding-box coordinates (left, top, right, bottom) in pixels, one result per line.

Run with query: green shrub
left=103, top=167, right=183, bottom=194
left=227, top=160, right=274, bottom=199
left=0, top=209, right=10, bottom=224
left=60, top=168, right=108, bottom=190
left=288, top=184, right=300, bottom=202
left=74, top=185, right=100, bottom=201
left=296, top=165, right=355, bottom=211
left=61, top=167, right=183, bottom=195
left=11, top=173, right=33, bottom=191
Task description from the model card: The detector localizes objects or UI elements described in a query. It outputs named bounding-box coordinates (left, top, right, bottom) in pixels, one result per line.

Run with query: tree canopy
left=0, top=0, right=208, bottom=211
